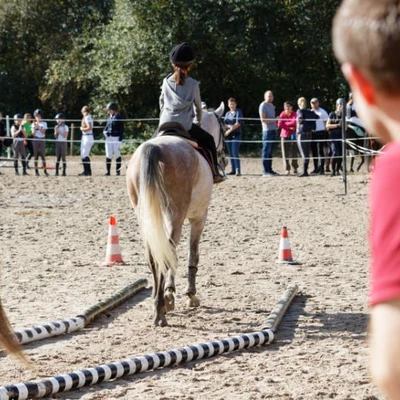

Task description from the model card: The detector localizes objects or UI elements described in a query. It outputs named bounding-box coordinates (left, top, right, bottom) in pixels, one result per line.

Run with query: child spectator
left=11, top=114, right=28, bottom=176
left=32, top=109, right=49, bottom=176
left=224, top=97, right=243, bottom=176
left=54, top=113, right=69, bottom=176
left=278, top=101, right=298, bottom=175
left=22, top=113, right=34, bottom=169
left=333, top=1, right=400, bottom=398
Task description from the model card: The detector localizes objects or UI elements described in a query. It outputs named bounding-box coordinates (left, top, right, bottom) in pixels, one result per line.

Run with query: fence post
left=70, top=123, right=74, bottom=156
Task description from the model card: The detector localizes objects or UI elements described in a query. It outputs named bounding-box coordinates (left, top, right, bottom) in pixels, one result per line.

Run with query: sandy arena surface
left=0, top=155, right=381, bottom=399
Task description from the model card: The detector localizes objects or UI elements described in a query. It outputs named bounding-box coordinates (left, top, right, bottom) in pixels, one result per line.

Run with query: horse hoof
left=154, top=316, right=168, bottom=327
left=164, top=291, right=175, bottom=312
left=187, top=294, right=200, bottom=308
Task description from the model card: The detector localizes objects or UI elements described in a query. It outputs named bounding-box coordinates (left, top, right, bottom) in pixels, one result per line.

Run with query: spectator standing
left=259, top=90, right=278, bottom=176
left=224, top=97, right=243, bottom=176
left=79, top=105, right=93, bottom=176
left=333, top=1, right=400, bottom=398
left=278, top=101, right=298, bottom=175
left=54, top=113, right=69, bottom=176
left=296, top=97, right=319, bottom=177
left=103, top=102, right=124, bottom=176
left=22, top=113, right=34, bottom=169
left=326, top=99, right=344, bottom=177
left=310, top=98, right=329, bottom=174
left=32, top=109, right=49, bottom=177
left=11, top=114, right=28, bottom=176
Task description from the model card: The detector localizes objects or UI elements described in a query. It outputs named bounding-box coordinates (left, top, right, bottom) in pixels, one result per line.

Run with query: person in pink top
left=333, top=1, right=400, bottom=398
left=278, top=101, right=298, bottom=175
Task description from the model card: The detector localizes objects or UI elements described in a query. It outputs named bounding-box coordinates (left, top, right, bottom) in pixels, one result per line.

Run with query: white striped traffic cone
left=277, top=227, right=300, bottom=265
left=104, top=216, right=125, bottom=266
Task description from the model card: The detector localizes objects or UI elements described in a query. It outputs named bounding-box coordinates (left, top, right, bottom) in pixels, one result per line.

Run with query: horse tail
left=138, top=143, right=177, bottom=286
left=0, top=298, right=30, bottom=366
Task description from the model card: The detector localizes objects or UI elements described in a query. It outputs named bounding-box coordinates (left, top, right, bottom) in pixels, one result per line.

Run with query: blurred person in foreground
left=333, top=0, right=400, bottom=398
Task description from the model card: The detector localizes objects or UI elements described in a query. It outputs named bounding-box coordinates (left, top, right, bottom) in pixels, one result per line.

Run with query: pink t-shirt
left=277, top=111, right=296, bottom=138
left=370, top=141, right=400, bottom=306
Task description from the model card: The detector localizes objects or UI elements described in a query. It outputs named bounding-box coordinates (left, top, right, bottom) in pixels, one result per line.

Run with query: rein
left=213, top=111, right=226, bottom=151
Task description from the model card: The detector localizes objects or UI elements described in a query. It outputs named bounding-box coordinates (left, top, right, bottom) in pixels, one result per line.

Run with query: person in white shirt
left=32, top=109, right=49, bottom=177
left=310, top=98, right=329, bottom=174
left=79, top=105, right=94, bottom=176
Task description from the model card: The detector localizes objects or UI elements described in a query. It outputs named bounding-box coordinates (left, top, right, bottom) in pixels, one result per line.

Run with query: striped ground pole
left=0, top=284, right=298, bottom=400
left=13, top=278, right=148, bottom=345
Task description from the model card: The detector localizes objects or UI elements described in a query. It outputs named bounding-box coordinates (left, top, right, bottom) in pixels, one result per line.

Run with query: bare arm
left=370, top=299, right=400, bottom=400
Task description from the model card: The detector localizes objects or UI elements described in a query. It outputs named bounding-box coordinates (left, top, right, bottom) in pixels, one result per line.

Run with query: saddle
left=154, top=122, right=215, bottom=174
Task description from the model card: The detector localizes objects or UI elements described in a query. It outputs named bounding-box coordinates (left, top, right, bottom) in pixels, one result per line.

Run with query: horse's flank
left=127, top=136, right=212, bottom=274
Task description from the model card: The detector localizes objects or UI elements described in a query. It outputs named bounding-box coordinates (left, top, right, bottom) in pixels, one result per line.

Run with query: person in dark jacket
left=326, top=99, right=344, bottom=176
left=296, top=97, right=319, bottom=177
left=103, top=102, right=124, bottom=176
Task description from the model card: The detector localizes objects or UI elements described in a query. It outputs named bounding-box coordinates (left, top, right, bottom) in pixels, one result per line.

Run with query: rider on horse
left=159, top=43, right=225, bottom=184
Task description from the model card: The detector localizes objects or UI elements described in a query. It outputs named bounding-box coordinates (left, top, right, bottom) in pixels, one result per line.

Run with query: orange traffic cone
left=104, top=216, right=125, bottom=266
left=277, top=227, right=300, bottom=265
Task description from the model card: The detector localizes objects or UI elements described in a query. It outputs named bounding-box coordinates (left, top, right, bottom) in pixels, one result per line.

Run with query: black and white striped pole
left=0, top=284, right=298, bottom=400
left=13, top=278, right=148, bottom=345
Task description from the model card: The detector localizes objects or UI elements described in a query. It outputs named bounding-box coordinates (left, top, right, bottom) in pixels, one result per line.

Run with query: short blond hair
left=297, top=97, right=307, bottom=109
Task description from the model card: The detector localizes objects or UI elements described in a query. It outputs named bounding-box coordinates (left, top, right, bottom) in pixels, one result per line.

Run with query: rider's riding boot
left=14, top=160, right=19, bottom=176
left=105, top=158, right=111, bottom=176
left=22, top=160, right=28, bottom=175
left=86, top=157, right=92, bottom=176
left=43, top=162, right=49, bottom=176
left=116, top=157, right=121, bottom=176
left=210, top=148, right=225, bottom=184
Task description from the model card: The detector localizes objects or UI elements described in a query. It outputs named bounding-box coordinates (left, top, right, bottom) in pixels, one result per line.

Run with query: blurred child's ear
left=341, top=63, right=375, bottom=106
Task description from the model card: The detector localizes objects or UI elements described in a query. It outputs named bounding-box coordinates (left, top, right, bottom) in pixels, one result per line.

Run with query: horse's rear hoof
left=164, top=290, right=175, bottom=312
left=187, top=294, right=200, bottom=308
left=154, top=316, right=168, bottom=327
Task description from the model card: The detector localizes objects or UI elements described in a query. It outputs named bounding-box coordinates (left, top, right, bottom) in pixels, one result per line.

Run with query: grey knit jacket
left=159, top=74, right=202, bottom=131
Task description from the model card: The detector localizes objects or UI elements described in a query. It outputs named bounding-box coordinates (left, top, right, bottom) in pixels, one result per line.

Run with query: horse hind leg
left=146, top=247, right=168, bottom=326
left=154, top=271, right=168, bottom=327
left=357, top=154, right=365, bottom=172
left=164, top=269, right=175, bottom=312
left=163, top=225, right=182, bottom=313
left=185, top=216, right=206, bottom=308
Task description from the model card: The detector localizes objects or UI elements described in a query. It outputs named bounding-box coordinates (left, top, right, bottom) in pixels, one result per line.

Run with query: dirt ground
left=0, top=155, right=380, bottom=399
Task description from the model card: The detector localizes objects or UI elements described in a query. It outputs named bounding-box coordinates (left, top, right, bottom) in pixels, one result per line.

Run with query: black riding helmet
left=106, top=102, right=118, bottom=111
left=13, top=113, right=23, bottom=120
left=169, top=43, right=194, bottom=65
left=33, top=108, right=43, bottom=116
left=55, top=113, right=65, bottom=119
